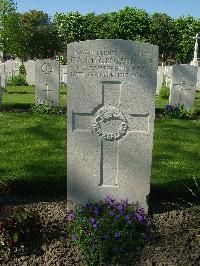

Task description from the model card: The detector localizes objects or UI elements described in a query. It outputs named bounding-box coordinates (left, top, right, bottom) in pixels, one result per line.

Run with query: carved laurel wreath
left=93, top=106, right=128, bottom=141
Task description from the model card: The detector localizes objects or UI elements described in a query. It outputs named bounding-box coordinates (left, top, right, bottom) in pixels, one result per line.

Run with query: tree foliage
left=2, top=5, right=200, bottom=63
left=3, top=10, right=59, bottom=60
left=0, top=0, right=16, bottom=49
left=149, top=13, right=177, bottom=60
left=174, top=16, right=200, bottom=63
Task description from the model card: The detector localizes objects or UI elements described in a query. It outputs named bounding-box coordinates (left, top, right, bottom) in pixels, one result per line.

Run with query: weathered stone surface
left=60, top=65, right=67, bottom=85
left=24, top=60, right=35, bottom=86
left=35, top=60, right=60, bottom=107
left=169, top=64, right=198, bottom=110
left=4, top=60, right=21, bottom=80
left=196, top=67, right=200, bottom=91
left=156, top=66, right=164, bottom=95
left=0, top=64, right=6, bottom=88
left=164, top=66, right=172, bottom=87
left=67, top=39, right=158, bottom=211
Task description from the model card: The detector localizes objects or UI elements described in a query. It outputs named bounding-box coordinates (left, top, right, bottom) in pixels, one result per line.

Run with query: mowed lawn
left=2, top=85, right=67, bottom=108
left=0, top=113, right=66, bottom=192
left=0, top=87, right=200, bottom=200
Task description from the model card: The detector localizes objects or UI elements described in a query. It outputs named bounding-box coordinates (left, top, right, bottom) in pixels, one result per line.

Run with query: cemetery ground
left=0, top=86, right=200, bottom=265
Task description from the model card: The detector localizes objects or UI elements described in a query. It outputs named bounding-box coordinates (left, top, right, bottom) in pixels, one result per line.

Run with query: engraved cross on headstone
left=42, top=84, right=53, bottom=99
left=73, top=81, right=149, bottom=187
left=174, top=78, right=194, bottom=104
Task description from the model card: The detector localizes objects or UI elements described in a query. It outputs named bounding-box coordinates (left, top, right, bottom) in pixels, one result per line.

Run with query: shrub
left=19, top=64, right=26, bottom=75
left=67, top=196, right=151, bottom=265
left=6, top=76, right=28, bottom=86
left=0, top=87, right=7, bottom=93
left=0, top=206, right=43, bottom=256
left=59, top=56, right=67, bottom=65
left=31, top=100, right=64, bottom=115
left=164, top=104, right=197, bottom=119
left=159, top=82, right=170, bottom=99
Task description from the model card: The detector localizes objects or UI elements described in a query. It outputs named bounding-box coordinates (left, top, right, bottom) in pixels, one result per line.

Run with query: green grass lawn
left=0, top=112, right=66, bottom=193
left=2, top=85, right=67, bottom=108
left=152, top=118, right=200, bottom=199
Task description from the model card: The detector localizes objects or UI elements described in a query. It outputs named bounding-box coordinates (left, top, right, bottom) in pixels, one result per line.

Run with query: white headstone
left=0, top=64, right=6, bottom=88
left=156, top=66, right=164, bottom=95
left=60, top=65, right=67, bottom=85
left=196, top=68, right=200, bottom=91
left=4, top=60, right=21, bottom=80
left=35, top=60, right=60, bottom=107
left=164, top=66, right=172, bottom=87
left=169, top=64, right=198, bottom=110
left=24, top=60, right=35, bottom=86
left=67, top=39, right=158, bottom=211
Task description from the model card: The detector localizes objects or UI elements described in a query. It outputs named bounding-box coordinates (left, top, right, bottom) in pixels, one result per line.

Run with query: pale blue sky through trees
left=15, top=0, right=200, bottom=18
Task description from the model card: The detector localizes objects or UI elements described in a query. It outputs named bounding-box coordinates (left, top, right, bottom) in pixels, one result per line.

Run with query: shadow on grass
left=1, top=103, right=32, bottom=110
left=149, top=179, right=200, bottom=214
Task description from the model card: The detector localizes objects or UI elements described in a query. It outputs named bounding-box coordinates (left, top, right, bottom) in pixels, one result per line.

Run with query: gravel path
left=0, top=195, right=199, bottom=266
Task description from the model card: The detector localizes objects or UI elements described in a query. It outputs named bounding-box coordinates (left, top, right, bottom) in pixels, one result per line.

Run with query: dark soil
left=0, top=195, right=199, bottom=266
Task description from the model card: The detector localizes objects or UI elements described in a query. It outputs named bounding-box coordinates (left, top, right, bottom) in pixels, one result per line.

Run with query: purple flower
left=90, top=218, right=99, bottom=230
left=109, top=210, right=115, bottom=216
left=125, top=215, right=130, bottom=221
left=93, top=221, right=99, bottom=230
left=134, top=208, right=151, bottom=225
left=116, top=204, right=123, bottom=211
left=94, top=208, right=100, bottom=215
left=90, top=218, right=96, bottom=225
left=71, top=234, right=78, bottom=241
left=125, top=215, right=132, bottom=224
left=121, top=197, right=129, bottom=205
left=165, top=104, right=173, bottom=112
left=102, top=234, right=110, bottom=240
left=116, top=203, right=125, bottom=215
left=84, top=202, right=90, bottom=208
left=105, top=195, right=115, bottom=206
left=115, top=214, right=120, bottom=220
left=67, top=211, right=75, bottom=221
left=115, top=231, right=121, bottom=240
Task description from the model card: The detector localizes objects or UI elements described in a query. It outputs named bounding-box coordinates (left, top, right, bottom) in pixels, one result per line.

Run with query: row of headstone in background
left=67, top=39, right=158, bottom=211
left=0, top=59, right=67, bottom=87
left=0, top=59, right=61, bottom=107
left=157, top=64, right=200, bottom=95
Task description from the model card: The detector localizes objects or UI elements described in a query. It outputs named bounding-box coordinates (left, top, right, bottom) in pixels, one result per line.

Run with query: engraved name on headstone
left=169, top=64, right=198, bottom=110
left=67, top=39, right=158, bottom=211
left=35, top=60, right=60, bottom=107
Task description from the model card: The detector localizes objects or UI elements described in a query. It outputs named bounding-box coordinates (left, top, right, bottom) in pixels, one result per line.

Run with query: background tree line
left=1, top=0, right=200, bottom=63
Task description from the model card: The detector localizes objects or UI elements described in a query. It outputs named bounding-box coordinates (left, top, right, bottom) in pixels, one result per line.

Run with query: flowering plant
left=164, top=104, right=197, bottom=120
left=67, top=196, right=151, bottom=265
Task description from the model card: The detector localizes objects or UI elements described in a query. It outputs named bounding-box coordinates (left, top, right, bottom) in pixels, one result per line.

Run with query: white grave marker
left=67, top=39, right=158, bottom=211
left=169, top=64, right=197, bottom=110
left=35, top=60, right=60, bottom=107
